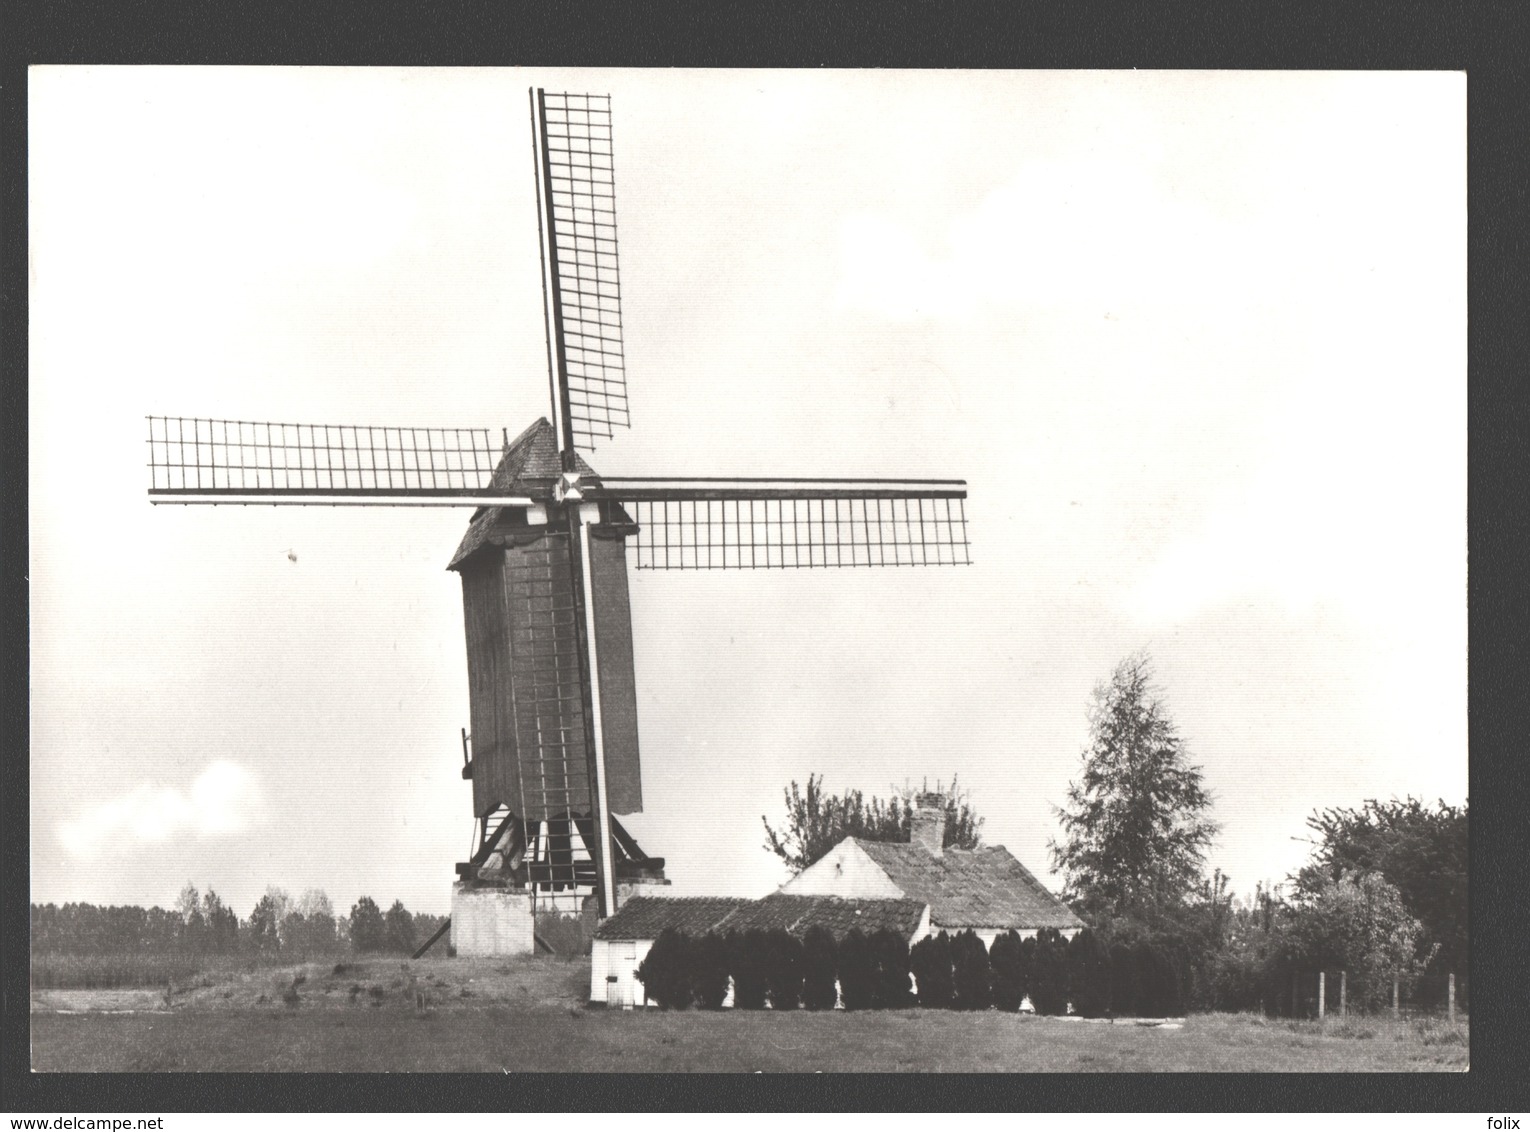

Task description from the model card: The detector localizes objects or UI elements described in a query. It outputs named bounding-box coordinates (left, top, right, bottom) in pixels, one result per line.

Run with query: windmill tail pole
left=412, top=917, right=452, bottom=959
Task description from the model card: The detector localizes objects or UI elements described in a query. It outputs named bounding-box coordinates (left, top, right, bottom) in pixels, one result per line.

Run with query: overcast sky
left=29, top=68, right=1465, bottom=917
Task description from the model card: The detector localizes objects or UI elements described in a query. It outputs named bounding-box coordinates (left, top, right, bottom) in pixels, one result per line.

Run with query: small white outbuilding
left=590, top=896, right=747, bottom=1008
left=589, top=892, right=930, bottom=1007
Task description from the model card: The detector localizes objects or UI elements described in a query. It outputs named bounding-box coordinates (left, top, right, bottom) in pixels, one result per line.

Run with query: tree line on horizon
left=31, top=884, right=446, bottom=961
left=761, top=651, right=1468, bottom=1013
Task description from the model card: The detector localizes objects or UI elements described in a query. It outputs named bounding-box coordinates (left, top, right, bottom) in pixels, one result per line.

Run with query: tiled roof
left=593, top=896, right=749, bottom=941
left=852, top=840, right=1085, bottom=931
left=717, top=893, right=926, bottom=940
left=593, top=893, right=928, bottom=942
left=447, top=418, right=606, bottom=571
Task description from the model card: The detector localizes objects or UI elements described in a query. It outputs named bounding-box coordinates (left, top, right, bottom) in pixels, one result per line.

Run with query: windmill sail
left=145, top=416, right=528, bottom=504
left=585, top=478, right=971, bottom=570
left=146, top=89, right=973, bottom=927
left=533, top=90, right=630, bottom=451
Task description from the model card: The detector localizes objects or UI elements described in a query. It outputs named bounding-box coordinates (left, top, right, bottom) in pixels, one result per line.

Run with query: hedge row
left=633, top=924, right=1186, bottom=1016
left=634, top=926, right=910, bottom=1010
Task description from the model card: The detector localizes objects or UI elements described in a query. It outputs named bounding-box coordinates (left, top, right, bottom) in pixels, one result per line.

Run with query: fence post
left=1340, top=970, right=1347, bottom=1017
left=1448, top=972, right=1455, bottom=1022
left=1318, top=971, right=1325, bottom=1019
left=1291, top=970, right=1299, bottom=1018
left=1391, top=976, right=1399, bottom=1019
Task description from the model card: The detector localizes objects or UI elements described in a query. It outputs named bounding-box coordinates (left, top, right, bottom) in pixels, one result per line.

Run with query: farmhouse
left=590, top=794, right=1078, bottom=1005
left=779, top=793, right=1084, bottom=947
left=590, top=893, right=928, bottom=1007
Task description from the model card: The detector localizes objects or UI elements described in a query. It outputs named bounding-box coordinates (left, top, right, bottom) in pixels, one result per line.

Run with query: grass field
left=30, top=955, right=1467, bottom=1073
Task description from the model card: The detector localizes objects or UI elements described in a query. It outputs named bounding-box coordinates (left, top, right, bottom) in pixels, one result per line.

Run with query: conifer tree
left=729, top=930, right=770, bottom=1010
left=837, top=929, right=876, bottom=1011
left=989, top=930, right=1026, bottom=1011
left=869, top=929, right=913, bottom=1009
left=801, top=926, right=839, bottom=1010
left=765, top=929, right=805, bottom=1010
left=910, top=931, right=955, bottom=1008
left=951, top=930, right=993, bottom=1010
left=1067, top=927, right=1112, bottom=1017
left=1016, top=934, right=1038, bottom=1010
left=1050, top=653, right=1219, bottom=922
left=1029, top=928, right=1071, bottom=1015
left=691, top=932, right=731, bottom=1010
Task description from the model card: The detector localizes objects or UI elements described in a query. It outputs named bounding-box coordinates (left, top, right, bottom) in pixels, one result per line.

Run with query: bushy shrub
left=910, top=931, right=955, bottom=1008
left=870, top=929, right=913, bottom=1009
left=691, top=932, right=731, bottom=1010
left=837, top=929, right=875, bottom=1011
left=729, top=930, right=769, bottom=1010
left=1287, top=871, right=1431, bottom=1012
left=951, top=930, right=993, bottom=1010
left=1067, top=927, right=1112, bottom=1017
left=1160, top=935, right=1192, bottom=1017
left=1108, top=940, right=1137, bottom=1016
left=635, top=928, right=693, bottom=1010
left=1133, top=939, right=1183, bottom=1018
left=989, top=930, right=1025, bottom=1011
left=801, top=926, right=838, bottom=1010
left=764, top=929, right=805, bottom=1010
left=1029, top=927, right=1070, bottom=1015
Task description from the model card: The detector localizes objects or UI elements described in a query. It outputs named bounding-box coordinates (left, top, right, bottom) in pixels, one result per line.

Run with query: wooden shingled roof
left=851, top=840, right=1085, bottom=931
left=447, top=418, right=604, bottom=571
left=593, top=893, right=927, bottom=942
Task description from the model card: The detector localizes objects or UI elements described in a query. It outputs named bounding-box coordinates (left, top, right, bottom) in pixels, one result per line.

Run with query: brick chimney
left=911, top=792, right=947, bottom=857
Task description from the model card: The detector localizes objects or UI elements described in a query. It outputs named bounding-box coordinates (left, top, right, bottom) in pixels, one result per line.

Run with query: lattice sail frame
left=538, top=91, right=630, bottom=448
left=145, top=418, right=973, bottom=567
left=625, top=496, right=971, bottom=570
left=147, top=417, right=505, bottom=496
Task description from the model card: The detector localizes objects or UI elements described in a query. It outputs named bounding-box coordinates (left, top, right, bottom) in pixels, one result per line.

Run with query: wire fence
left=1274, top=969, right=1467, bottom=1020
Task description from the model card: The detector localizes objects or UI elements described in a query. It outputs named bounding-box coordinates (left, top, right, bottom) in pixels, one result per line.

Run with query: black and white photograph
left=27, top=67, right=1467, bottom=1073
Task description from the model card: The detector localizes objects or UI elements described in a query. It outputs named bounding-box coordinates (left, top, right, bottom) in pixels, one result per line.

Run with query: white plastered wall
left=590, top=937, right=654, bottom=1006
left=960, top=926, right=1081, bottom=949
left=778, top=841, right=906, bottom=899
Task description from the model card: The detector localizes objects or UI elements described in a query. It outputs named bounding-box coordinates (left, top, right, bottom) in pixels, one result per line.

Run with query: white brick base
left=450, top=883, right=535, bottom=956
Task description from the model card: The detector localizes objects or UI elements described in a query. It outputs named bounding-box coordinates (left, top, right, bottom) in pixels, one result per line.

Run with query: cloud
left=57, top=760, right=262, bottom=860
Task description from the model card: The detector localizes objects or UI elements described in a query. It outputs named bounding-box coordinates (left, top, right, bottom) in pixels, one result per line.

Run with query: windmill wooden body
left=148, top=89, right=971, bottom=945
